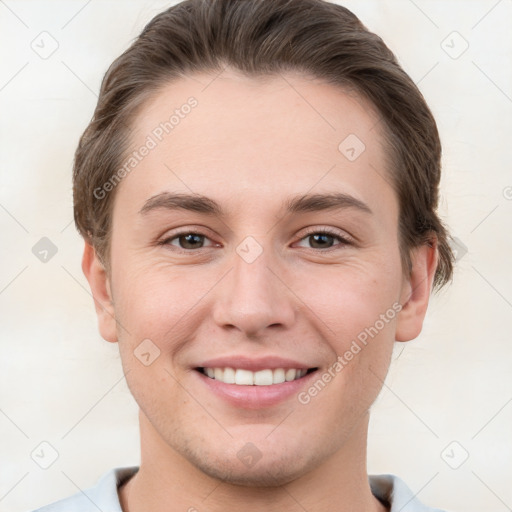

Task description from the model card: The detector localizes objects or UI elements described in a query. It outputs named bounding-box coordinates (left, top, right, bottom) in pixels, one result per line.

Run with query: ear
left=395, top=237, right=439, bottom=342
left=81, top=242, right=117, bottom=343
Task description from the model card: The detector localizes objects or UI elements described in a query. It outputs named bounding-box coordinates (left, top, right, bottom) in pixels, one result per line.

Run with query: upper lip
left=195, top=355, right=317, bottom=372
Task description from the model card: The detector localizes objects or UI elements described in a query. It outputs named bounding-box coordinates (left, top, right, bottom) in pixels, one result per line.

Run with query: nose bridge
left=212, top=236, right=295, bottom=335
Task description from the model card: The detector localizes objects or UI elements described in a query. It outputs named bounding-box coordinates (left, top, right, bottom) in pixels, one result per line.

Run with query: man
left=33, top=0, right=453, bottom=510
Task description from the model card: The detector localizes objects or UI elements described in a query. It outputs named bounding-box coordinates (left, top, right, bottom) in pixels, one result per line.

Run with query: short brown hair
left=73, top=0, right=454, bottom=291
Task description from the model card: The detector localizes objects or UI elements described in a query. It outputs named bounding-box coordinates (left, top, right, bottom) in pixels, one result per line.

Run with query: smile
left=197, top=367, right=317, bottom=385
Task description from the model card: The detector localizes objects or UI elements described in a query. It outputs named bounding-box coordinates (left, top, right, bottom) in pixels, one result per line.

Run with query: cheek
left=110, top=262, right=220, bottom=379
left=294, top=259, right=401, bottom=399
left=295, top=260, right=402, bottom=341
left=111, top=262, right=203, bottom=331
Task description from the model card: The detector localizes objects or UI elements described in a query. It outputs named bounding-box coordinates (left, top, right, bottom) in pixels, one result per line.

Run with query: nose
left=212, top=242, right=296, bottom=337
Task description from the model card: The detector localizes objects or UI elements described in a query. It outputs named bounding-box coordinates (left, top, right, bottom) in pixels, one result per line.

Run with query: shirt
left=30, top=466, right=449, bottom=512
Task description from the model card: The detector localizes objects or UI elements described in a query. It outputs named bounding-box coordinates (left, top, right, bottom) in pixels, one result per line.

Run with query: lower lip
left=194, top=369, right=318, bottom=409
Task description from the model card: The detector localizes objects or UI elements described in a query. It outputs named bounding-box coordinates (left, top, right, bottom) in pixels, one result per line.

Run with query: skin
left=83, top=68, right=438, bottom=512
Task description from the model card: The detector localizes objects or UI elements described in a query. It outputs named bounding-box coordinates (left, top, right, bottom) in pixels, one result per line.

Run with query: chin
left=195, top=459, right=304, bottom=487
left=183, top=443, right=316, bottom=487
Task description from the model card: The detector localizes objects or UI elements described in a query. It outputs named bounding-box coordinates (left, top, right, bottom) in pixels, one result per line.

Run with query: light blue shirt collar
left=32, top=466, right=448, bottom=512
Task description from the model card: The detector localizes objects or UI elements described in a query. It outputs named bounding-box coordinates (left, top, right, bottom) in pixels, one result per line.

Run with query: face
left=85, top=69, right=434, bottom=486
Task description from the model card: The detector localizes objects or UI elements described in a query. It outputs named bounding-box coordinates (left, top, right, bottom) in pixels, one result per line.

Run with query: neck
left=119, top=411, right=388, bottom=512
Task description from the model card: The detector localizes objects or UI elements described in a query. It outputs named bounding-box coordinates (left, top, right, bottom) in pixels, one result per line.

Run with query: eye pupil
left=310, top=233, right=333, bottom=248
left=180, top=233, right=203, bottom=249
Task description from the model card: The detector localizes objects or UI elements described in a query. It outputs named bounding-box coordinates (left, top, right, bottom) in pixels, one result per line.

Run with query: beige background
left=1, top=1, right=511, bottom=511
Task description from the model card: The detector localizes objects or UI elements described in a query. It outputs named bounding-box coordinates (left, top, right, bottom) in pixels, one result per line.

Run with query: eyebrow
left=139, top=191, right=373, bottom=217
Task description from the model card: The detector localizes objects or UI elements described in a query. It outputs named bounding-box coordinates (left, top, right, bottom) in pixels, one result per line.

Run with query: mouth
left=192, top=355, right=321, bottom=408
left=195, top=366, right=318, bottom=385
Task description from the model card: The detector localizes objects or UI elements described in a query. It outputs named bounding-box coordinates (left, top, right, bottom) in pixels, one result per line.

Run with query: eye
left=159, top=227, right=353, bottom=253
left=160, top=231, right=216, bottom=251
left=296, top=228, right=352, bottom=250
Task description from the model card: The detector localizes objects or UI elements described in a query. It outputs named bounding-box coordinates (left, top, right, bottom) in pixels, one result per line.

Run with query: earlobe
left=395, top=237, right=439, bottom=342
left=81, top=242, right=118, bottom=343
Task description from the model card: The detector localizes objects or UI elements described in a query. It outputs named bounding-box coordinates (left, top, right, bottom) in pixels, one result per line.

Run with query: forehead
left=114, top=70, right=397, bottom=222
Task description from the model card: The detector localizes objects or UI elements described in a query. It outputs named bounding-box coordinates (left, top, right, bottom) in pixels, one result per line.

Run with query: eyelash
left=159, top=227, right=353, bottom=253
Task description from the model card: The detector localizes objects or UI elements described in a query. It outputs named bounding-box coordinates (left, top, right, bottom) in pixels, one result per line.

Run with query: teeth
left=273, top=368, right=285, bottom=384
left=201, top=367, right=310, bottom=385
left=223, top=367, right=235, bottom=384
left=285, top=368, right=296, bottom=381
left=235, top=369, right=254, bottom=385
